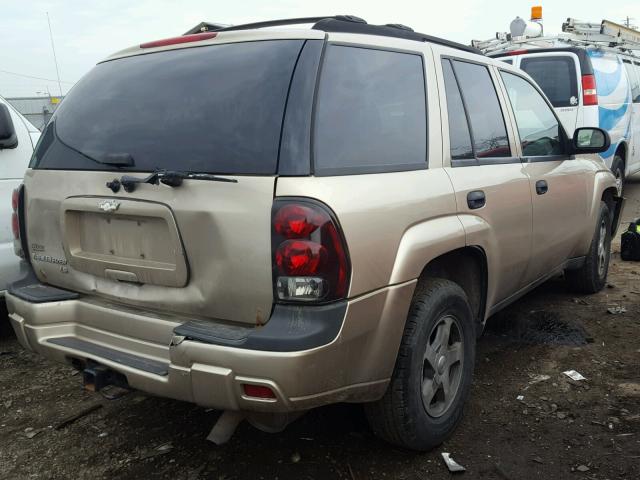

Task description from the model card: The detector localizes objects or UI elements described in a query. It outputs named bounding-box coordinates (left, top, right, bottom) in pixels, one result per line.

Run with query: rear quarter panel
left=275, top=169, right=460, bottom=297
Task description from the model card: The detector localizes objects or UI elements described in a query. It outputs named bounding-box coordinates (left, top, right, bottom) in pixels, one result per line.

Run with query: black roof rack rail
left=313, top=18, right=481, bottom=54
left=184, top=15, right=482, bottom=55
left=184, top=16, right=353, bottom=35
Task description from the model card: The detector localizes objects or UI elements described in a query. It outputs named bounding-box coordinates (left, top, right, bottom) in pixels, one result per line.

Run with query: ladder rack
left=562, top=18, right=640, bottom=49
left=473, top=17, right=640, bottom=55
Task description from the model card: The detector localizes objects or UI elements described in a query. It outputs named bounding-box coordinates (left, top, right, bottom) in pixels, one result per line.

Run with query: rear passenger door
left=498, top=70, right=589, bottom=284
left=438, top=57, right=533, bottom=307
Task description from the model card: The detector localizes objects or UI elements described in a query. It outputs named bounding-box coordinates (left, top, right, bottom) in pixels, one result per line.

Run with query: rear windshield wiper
left=112, top=169, right=237, bottom=193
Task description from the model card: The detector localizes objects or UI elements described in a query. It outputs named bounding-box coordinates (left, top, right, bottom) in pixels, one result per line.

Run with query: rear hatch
left=512, top=52, right=581, bottom=135
left=24, top=34, right=320, bottom=325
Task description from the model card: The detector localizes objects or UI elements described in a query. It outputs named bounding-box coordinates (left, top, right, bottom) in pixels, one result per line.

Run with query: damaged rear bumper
left=6, top=278, right=415, bottom=413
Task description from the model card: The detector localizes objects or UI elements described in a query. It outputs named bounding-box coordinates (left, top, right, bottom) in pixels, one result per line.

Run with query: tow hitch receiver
left=81, top=362, right=128, bottom=393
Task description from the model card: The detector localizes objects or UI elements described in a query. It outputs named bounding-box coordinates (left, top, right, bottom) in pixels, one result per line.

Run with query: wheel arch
left=414, top=246, right=488, bottom=336
left=601, top=186, right=623, bottom=236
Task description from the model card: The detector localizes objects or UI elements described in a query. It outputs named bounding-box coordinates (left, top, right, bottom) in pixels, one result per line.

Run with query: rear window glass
left=441, top=60, right=473, bottom=160
left=33, top=40, right=305, bottom=174
left=451, top=60, right=511, bottom=159
left=314, top=45, right=427, bottom=175
left=623, top=60, right=640, bottom=103
left=520, top=56, right=578, bottom=108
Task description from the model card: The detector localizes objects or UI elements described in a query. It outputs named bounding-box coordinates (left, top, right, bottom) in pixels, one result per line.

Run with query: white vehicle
left=473, top=9, right=640, bottom=193
left=0, top=95, right=39, bottom=297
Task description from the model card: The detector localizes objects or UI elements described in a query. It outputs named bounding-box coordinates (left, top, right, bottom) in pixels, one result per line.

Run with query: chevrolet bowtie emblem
left=98, top=199, right=120, bottom=213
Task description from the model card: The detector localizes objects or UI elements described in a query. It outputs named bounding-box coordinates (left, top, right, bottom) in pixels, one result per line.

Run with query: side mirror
left=0, top=103, right=18, bottom=150
left=571, top=127, right=610, bottom=154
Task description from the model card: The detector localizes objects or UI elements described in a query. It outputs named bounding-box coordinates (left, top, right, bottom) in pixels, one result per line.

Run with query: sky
left=1, top=0, right=639, bottom=98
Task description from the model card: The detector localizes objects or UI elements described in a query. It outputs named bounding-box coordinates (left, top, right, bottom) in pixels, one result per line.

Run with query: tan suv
left=7, top=16, right=623, bottom=450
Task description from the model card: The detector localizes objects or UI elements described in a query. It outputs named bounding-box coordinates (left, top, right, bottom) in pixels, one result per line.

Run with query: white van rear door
left=0, top=99, right=34, bottom=291
left=515, top=52, right=581, bottom=136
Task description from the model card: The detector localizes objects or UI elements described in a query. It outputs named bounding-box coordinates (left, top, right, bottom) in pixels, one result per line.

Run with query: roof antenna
left=46, top=12, right=63, bottom=97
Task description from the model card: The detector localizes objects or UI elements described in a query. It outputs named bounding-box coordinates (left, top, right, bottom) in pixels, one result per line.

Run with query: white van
left=476, top=15, right=640, bottom=193
left=0, top=95, right=40, bottom=296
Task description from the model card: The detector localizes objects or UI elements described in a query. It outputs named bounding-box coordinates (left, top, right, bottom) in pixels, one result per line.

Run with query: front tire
left=565, top=202, right=612, bottom=293
left=365, top=278, right=476, bottom=451
left=611, top=155, right=625, bottom=197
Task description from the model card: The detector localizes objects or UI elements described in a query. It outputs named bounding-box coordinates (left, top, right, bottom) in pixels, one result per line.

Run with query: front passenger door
left=499, top=71, right=589, bottom=285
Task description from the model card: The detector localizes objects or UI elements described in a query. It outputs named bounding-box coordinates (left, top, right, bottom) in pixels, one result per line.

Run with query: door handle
left=535, top=180, right=548, bottom=195
left=467, top=190, right=486, bottom=209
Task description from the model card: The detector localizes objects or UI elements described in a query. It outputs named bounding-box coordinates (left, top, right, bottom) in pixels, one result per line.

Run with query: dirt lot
left=1, top=181, right=639, bottom=480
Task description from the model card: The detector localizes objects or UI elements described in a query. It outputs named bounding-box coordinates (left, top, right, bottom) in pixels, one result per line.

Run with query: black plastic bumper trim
left=46, top=337, right=169, bottom=376
left=174, top=301, right=348, bottom=352
left=7, top=266, right=79, bottom=303
left=9, top=283, right=79, bottom=303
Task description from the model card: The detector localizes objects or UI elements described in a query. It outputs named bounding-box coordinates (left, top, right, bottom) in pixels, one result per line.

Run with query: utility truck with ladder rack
left=473, top=7, right=640, bottom=194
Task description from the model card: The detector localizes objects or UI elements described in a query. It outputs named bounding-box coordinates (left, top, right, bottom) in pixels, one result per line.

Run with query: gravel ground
left=1, top=180, right=639, bottom=480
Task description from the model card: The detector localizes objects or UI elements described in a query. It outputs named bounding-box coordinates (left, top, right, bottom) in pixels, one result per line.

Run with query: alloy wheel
left=421, top=315, right=464, bottom=418
left=597, top=218, right=608, bottom=278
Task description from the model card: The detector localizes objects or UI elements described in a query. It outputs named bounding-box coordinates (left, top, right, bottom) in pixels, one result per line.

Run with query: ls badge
left=98, top=199, right=120, bottom=213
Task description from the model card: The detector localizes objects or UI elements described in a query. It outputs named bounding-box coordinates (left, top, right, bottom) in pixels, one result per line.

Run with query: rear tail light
left=11, top=185, right=25, bottom=258
left=582, top=74, right=598, bottom=106
left=140, top=32, right=218, bottom=49
left=272, top=199, right=350, bottom=303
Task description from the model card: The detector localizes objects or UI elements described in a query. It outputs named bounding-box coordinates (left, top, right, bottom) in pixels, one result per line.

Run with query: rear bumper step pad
left=46, top=337, right=169, bottom=376
left=9, top=283, right=79, bottom=303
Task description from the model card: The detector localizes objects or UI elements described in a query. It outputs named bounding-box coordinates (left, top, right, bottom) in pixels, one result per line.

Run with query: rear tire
left=565, top=202, right=612, bottom=294
left=611, top=155, right=625, bottom=197
left=365, top=278, right=476, bottom=451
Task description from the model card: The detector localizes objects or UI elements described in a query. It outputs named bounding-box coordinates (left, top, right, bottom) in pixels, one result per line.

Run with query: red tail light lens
left=276, top=240, right=327, bottom=275
left=582, top=74, right=598, bottom=106
left=272, top=199, right=350, bottom=303
left=11, top=185, right=25, bottom=258
left=11, top=187, right=20, bottom=240
left=274, top=204, right=321, bottom=238
left=140, top=32, right=218, bottom=49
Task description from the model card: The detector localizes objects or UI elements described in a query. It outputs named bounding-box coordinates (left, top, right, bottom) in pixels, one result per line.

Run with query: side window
left=623, top=60, right=640, bottom=103
left=314, top=45, right=427, bottom=175
left=500, top=58, right=513, bottom=65
left=441, top=60, right=473, bottom=160
left=500, top=71, right=565, bottom=157
left=519, top=56, right=578, bottom=108
left=452, top=60, right=511, bottom=159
